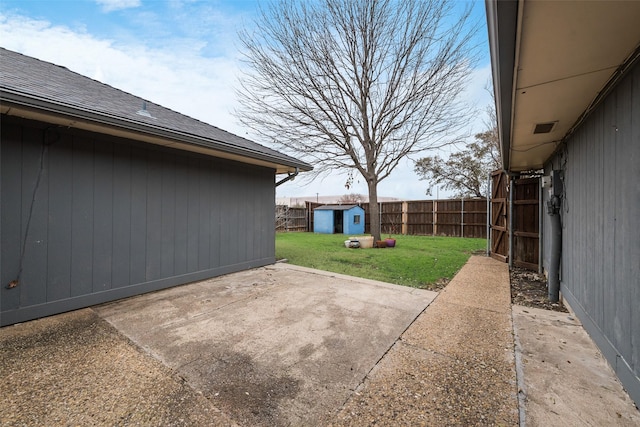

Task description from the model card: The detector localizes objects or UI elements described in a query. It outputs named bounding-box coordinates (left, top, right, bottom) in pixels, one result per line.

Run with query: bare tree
left=236, top=0, right=478, bottom=240
left=337, top=193, right=365, bottom=204
left=414, top=104, right=501, bottom=198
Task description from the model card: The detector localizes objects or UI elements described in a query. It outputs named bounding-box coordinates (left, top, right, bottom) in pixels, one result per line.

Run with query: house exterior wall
left=343, top=207, right=365, bottom=235
left=542, top=62, right=640, bottom=405
left=313, top=210, right=334, bottom=234
left=1, top=115, right=276, bottom=326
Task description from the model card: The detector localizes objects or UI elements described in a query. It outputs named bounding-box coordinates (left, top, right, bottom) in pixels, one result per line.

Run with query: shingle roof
left=315, top=205, right=361, bottom=211
left=0, top=48, right=311, bottom=173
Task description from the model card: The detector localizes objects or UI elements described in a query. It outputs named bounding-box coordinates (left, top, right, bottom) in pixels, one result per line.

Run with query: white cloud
left=0, top=13, right=246, bottom=136
left=0, top=10, right=492, bottom=201
left=95, top=0, right=141, bottom=13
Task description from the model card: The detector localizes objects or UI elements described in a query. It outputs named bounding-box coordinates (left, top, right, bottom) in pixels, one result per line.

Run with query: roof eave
left=487, top=1, right=640, bottom=174
left=1, top=89, right=313, bottom=174
left=486, top=0, right=519, bottom=172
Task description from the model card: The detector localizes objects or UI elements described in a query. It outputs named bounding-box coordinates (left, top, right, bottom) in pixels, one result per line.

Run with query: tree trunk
left=367, top=179, right=381, bottom=241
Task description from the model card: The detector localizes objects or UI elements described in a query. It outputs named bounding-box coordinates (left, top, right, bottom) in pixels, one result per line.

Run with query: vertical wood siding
left=543, top=62, right=640, bottom=404
left=1, top=116, right=275, bottom=325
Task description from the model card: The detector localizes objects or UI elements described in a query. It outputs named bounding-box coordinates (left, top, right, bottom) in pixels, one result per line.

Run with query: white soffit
left=0, top=104, right=299, bottom=174
left=510, top=0, right=640, bottom=171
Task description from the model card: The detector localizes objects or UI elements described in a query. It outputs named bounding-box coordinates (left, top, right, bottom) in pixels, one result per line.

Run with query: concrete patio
left=1, top=257, right=638, bottom=425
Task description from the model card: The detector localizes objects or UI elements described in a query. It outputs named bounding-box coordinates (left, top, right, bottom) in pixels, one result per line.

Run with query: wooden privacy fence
left=512, top=177, right=540, bottom=270
left=275, top=205, right=307, bottom=232
left=490, top=171, right=509, bottom=262
left=490, top=170, right=540, bottom=270
left=277, top=199, right=488, bottom=238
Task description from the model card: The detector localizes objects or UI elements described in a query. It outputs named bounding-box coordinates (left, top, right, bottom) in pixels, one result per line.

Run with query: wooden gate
left=490, top=171, right=540, bottom=270
left=490, top=171, right=509, bottom=262
left=512, top=178, right=540, bottom=270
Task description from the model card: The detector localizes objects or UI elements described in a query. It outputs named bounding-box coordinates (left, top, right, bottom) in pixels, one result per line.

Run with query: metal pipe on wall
left=508, top=175, right=514, bottom=269
left=275, top=168, right=299, bottom=187
left=548, top=198, right=562, bottom=302
left=538, top=178, right=544, bottom=274
left=547, top=170, right=563, bottom=303
left=486, top=174, right=491, bottom=256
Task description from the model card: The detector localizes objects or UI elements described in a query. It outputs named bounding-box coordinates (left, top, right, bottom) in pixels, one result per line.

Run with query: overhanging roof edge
left=485, top=0, right=519, bottom=172
left=0, top=89, right=313, bottom=173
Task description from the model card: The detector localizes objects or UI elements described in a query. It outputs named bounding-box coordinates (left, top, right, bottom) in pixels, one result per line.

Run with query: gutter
left=485, top=0, right=520, bottom=171
left=275, top=168, right=299, bottom=187
left=0, top=89, right=312, bottom=173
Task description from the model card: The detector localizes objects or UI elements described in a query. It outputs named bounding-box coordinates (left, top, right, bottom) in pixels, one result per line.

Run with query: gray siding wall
left=542, top=62, right=640, bottom=404
left=1, top=116, right=276, bottom=326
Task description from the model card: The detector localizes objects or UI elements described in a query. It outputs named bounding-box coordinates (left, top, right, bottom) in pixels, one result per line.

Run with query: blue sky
left=0, top=0, right=492, bottom=200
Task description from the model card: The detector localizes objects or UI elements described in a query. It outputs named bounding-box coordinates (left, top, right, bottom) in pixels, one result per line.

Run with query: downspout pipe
left=508, top=175, right=514, bottom=269
left=276, top=168, right=299, bottom=187
left=538, top=180, right=543, bottom=274
left=486, top=173, right=491, bottom=256
left=547, top=194, right=562, bottom=303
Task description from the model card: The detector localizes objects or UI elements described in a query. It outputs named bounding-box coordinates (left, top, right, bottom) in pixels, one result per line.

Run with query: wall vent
left=533, top=122, right=556, bottom=134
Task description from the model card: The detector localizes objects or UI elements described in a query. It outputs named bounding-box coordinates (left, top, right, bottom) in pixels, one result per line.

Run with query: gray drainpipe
left=508, top=175, right=514, bottom=269
left=547, top=195, right=562, bottom=303
left=276, top=167, right=299, bottom=187
left=538, top=180, right=543, bottom=274
left=486, top=173, right=491, bottom=256
left=546, top=169, right=563, bottom=303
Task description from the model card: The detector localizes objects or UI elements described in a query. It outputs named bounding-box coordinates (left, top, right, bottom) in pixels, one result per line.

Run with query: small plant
left=385, top=214, right=399, bottom=247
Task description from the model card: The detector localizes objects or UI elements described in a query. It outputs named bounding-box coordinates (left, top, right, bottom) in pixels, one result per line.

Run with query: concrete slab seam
left=90, top=308, right=191, bottom=378
left=433, top=298, right=512, bottom=315
left=338, top=291, right=442, bottom=407
left=267, top=263, right=433, bottom=296
left=394, top=338, right=502, bottom=368
left=511, top=307, right=528, bottom=427
left=94, top=309, right=182, bottom=375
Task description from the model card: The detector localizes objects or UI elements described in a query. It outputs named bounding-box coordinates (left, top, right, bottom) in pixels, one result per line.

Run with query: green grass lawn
left=275, top=232, right=486, bottom=290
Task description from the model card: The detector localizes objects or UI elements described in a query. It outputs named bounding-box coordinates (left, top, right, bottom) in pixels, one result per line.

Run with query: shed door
left=333, top=211, right=344, bottom=233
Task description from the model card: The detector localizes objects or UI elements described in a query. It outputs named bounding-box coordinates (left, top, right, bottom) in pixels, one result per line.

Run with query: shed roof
left=0, top=48, right=312, bottom=175
left=486, top=0, right=640, bottom=172
left=315, top=205, right=362, bottom=211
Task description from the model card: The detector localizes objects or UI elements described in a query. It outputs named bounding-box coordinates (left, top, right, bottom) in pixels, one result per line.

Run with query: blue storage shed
left=314, top=205, right=365, bottom=235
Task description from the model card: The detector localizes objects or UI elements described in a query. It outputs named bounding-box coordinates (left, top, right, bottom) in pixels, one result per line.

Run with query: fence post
left=402, top=201, right=408, bottom=235
left=433, top=200, right=438, bottom=236
left=461, top=198, right=464, bottom=238
left=285, top=206, right=288, bottom=231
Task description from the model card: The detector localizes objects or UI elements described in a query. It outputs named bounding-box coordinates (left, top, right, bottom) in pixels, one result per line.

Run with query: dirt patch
left=0, top=309, right=233, bottom=426
left=178, top=348, right=301, bottom=427
left=419, top=277, right=450, bottom=292
left=510, top=267, right=567, bottom=312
